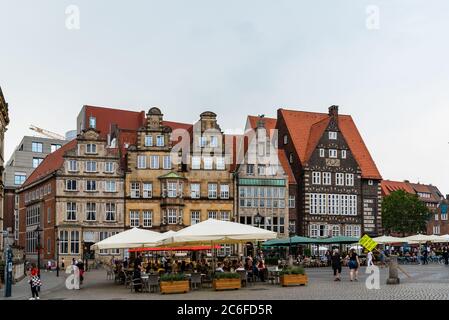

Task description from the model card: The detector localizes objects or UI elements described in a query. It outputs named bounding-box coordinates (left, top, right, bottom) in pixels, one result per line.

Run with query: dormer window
left=89, top=116, right=96, bottom=129
left=86, top=144, right=97, bottom=154
left=329, top=131, right=337, bottom=140
left=145, top=135, right=153, bottom=147
left=283, top=135, right=288, bottom=145
left=156, top=135, right=164, bottom=147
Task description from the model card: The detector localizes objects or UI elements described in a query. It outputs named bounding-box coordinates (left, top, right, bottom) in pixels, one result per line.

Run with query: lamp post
left=254, top=211, right=263, bottom=258
left=56, top=237, right=60, bottom=277
left=34, top=226, right=43, bottom=276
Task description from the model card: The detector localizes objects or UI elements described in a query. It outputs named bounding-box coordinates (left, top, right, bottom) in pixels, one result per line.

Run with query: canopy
left=90, top=228, right=168, bottom=250
left=263, top=236, right=317, bottom=247
left=317, top=236, right=359, bottom=244
left=161, top=219, right=277, bottom=246
left=435, top=234, right=449, bottom=242
left=403, top=234, right=434, bottom=244
left=372, top=235, right=408, bottom=244
left=128, top=245, right=221, bottom=252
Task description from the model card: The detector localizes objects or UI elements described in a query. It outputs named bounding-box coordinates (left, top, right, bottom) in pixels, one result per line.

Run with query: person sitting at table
left=257, top=260, right=266, bottom=282
left=216, top=263, right=224, bottom=273
left=132, top=265, right=142, bottom=292
left=236, top=262, right=245, bottom=271
left=172, top=260, right=178, bottom=273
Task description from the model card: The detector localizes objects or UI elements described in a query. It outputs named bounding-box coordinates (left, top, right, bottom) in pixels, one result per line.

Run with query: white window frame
left=137, top=155, right=147, bottom=169
left=105, top=181, right=116, bottom=193
left=85, top=161, right=97, bottom=173
left=208, top=183, right=218, bottom=199
left=204, top=157, right=213, bottom=170
left=329, top=149, right=338, bottom=158
left=69, top=160, right=78, bottom=172
left=86, top=202, right=97, bottom=221
left=86, top=144, right=97, bottom=154
left=190, top=183, right=200, bottom=199
left=163, top=155, right=171, bottom=169
left=66, top=180, right=77, bottom=191
left=167, top=209, right=177, bottom=224
left=336, top=173, right=344, bottom=186
left=283, top=135, right=288, bottom=145
left=319, top=149, right=325, bottom=157
left=130, top=182, right=140, bottom=198
left=329, top=131, right=338, bottom=140
left=191, top=211, right=201, bottom=225
left=145, top=135, right=153, bottom=147
left=288, top=195, right=295, bottom=209
left=323, top=172, right=332, bottom=185
left=105, top=162, right=114, bottom=173
left=346, top=173, right=355, bottom=187
left=86, top=180, right=97, bottom=192
left=192, top=156, right=201, bottom=170
left=208, top=211, right=218, bottom=220
left=216, top=157, right=225, bottom=170
left=312, top=172, right=321, bottom=185
left=66, top=202, right=77, bottom=221
left=220, top=184, right=230, bottom=199
left=342, top=150, right=347, bottom=159
left=130, top=211, right=140, bottom=227
left=143, top=183, right=153, bottom=198
left=143, top=211, right=153, bottom=227
left=105, top=203, right=116, bottom=221
left=150, top=155, right=159, bottom=169
left=156, top=135, right=164, bottom=147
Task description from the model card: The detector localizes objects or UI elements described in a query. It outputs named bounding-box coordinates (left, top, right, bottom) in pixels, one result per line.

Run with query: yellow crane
left=29, top=125, right=66, bottom=140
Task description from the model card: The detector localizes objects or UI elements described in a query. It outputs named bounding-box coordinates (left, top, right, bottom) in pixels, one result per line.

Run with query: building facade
left=3, top=136, right=67, bottom=244
left=18, top=129, right=124, bottom=266
left=277, top=106, right=383, bottom=238
left=125, top=108, right=234, bottom=242
left=0, top=86, right=9, bottom=255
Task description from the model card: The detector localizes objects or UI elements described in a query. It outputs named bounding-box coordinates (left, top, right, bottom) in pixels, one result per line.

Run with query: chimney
left=329, top=105, right=339, bottom=117
left=256, top=114, right=265, bottom=129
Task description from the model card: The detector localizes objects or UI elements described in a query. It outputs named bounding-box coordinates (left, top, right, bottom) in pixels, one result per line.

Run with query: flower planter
left=280, top=274, right=308, bottom=287
left=213, top=278, right=241, bottom=291
left=160, top=280, right=190, bottom=294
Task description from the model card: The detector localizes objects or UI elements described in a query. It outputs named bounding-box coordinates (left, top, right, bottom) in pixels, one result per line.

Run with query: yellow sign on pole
left=359, top=234, right=378, bottom=252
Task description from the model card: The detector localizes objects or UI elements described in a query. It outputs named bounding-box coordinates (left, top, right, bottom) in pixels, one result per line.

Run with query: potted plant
left=160, top=273, right=190, bottom=294
left=279, top=266, right=308, bottom=287
left=213, top=272, right=241, bottom=291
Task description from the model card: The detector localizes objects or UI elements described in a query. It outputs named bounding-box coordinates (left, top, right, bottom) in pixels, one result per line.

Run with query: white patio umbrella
left=429, top=234, right=449, bottom=243
left=372, top=235, right=407, bottom=244
left=435, top=234, right=449, bottom=242
left=403, top=234, right=433, bottom=244
left=160, top=219, right=277, bottom=246
left=90, top=228, right=168, bottom=250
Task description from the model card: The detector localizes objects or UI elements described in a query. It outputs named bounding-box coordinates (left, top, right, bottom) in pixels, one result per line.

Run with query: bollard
left=386, top=255, right=400, bottom=285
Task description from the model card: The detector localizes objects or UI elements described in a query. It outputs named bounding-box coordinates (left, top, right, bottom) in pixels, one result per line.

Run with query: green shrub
left=280, top=266, right=305, bottom=276
left=214, top=272, right=241, bottom=280
left=160, top=273, right=186, bottom=282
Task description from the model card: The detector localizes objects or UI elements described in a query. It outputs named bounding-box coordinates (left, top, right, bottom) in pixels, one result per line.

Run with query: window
left=86, top=180, right=97, bottom=192
left=143, top=211, right=152, bottom=227
left=145, top=135, right=153, bottom=147
left=332, top=225, right=340, bottom=237
left=433, top=225, right=441, bottom=235
left=105, top=203, right=116, bottom=221
left=283, top=135, right=288, bottom=144
left=137, top=155, right=147, bottom=169
left=85, top=161, right=97, bottom=172
left=32, top=142, right=43, bottom=153
left=246, top=164, right=255, bottom=175
left=191, top=211, right=200, bottom=225
left=208, top=211, right=218, bottom=220
left=59, top=231, right=68, bottom=254
left=346, top=174, right=354, bottom=186
left=86, top=203, right=96, bottom=221
left=258, top=165, right=266, bottom=176
left=192, top=157, right=201, bottom=170
left=319, top=149, right=325, bottom=157
left=51, top=144, right=62, bottom=153
left=130, top=211, right=140, bottom=227
left=66, top=202, right=76, bottom=221
left=99, top=232, right=110, bottom=254
left=167, top=182, right=177, bottom=198
left=47, top=207, right=51, bottom=224
left=204, top=157, right=213, bottom=170
left=208, top=183, right=218, bottom=199
left=190, top=183, right=200, bottom=199
left=289, top=195, right=295, bottom=208
left=86, top=144, right=97, bottom=154
left=105, top=162, right=114, bottom=173
left=69, top=160, right=78, bottom=172
left=312, top=172, right=321, bottom=185
left=220, top=184, right=230, bottom=199
left=32, top=157, right=44, bottom=168
left=210, top=136, right=218, bottom=148
left=342, top=150, right=347, bottom=159
left=329, top=131, right=338, bottom=140
left=130, top=182, right=140, bottom=198
left=220, top=211, right=230, bottom=221
left=150, top=155, right=159, bottom=169
left=143, top=183, right=152, bottom=198
left=47, top=238, right=51, bottom=254
left=336, top=173, right=344, bottom=186
left=156, top=135, right=164, bottom=147
left=199, top=136, right=207, bottom=148
left=66, top=180, right=77, bottom=191
left=70, top=231, right=80, bottom=254
left=89, top=116, right=96, bottom=128
left=441, top=212, right=448, bottom=221
left=289, top=153, right=293, bottom=163
left=105, top=181, right=116, bottom=192
left=310, top=224, right=318, bottom=238
left=216, top=157, right=225, bottom=170
left=329, top=149, right=337, bottom=158
left=163, top=155, right=171, bottom=169
left=368, top=180, right=374, bottom=186
left=167, top=209, right=177, bottom=224
left=435, top=213, right=439, bottom=221
left=14, top=173, right=26, bottom=185
left=323, top=172, right=332, bottom=185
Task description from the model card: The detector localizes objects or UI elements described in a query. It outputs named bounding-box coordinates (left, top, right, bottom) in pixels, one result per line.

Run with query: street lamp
left=56, top=237, right=60, bottom=277
left=34, top=226, right=43, bottom=276
left=254, top=211, right=263, bottom=258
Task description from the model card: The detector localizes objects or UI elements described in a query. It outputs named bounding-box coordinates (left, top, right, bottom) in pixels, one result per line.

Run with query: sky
left=1, top=0, right=448, bottom=194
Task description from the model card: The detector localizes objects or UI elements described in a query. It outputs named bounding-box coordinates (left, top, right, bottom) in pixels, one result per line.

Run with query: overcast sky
left=1, top=0, right=448, bottom=194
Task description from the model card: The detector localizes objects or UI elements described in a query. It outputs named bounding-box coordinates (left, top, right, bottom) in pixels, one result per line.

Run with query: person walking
left=367, top=251, right=374, bottom=267
left=443, top=247, right=449, bottom=265
left=422, top=248, right=428, bottom=265
left=28, top=264, right=41, bottom=300
left=345, top=249, right=360, bottom=281
left=331, top=249, right=342, bottom=281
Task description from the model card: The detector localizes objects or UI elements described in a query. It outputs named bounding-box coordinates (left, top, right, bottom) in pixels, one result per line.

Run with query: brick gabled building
left=277, top=106, right=383, bottom=238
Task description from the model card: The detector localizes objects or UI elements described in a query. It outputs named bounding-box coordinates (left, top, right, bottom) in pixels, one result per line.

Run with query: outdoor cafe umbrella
left=404, top=234, right=434, bottom=244
left=90, top=227, right=169, bottom=250
left=372, top=235, right=407, bottom=244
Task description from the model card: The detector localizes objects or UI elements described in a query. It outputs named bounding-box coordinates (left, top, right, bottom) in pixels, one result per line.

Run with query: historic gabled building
left=18, top=129, right=124, bottom=266
left=0, top=86, right=9, bottom=256
left=277, top=106, right=383, bottom=238
left=124, top=108, right=234, bottom=244
left=234, top=115, right=294, bottom=238
left=381, top=180, right=444, bottom=235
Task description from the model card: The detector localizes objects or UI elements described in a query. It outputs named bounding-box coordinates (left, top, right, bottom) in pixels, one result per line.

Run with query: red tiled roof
left=279, top=109, right=382, bottom=180
left=247, top=116, right=277, bottom=132
left=21, top=140, right=78, bottom=188
left=381, top=180, right=416, bottom=196
left=278, top=150, right=297, bottom=184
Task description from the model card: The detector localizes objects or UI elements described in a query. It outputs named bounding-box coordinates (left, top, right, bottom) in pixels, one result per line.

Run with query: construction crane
left=29, top=125, right=66, bottom=140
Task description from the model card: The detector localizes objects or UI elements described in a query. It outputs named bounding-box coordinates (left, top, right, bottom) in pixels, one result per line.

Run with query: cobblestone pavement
left=38, top=264, right=449, bottom=300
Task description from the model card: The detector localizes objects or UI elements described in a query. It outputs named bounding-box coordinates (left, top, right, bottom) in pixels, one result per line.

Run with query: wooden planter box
left=280, top=274, right=308, bottom=287
left=213, top=278, right=241, bottom=291
left=160, top=280, right=190, bottom=294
